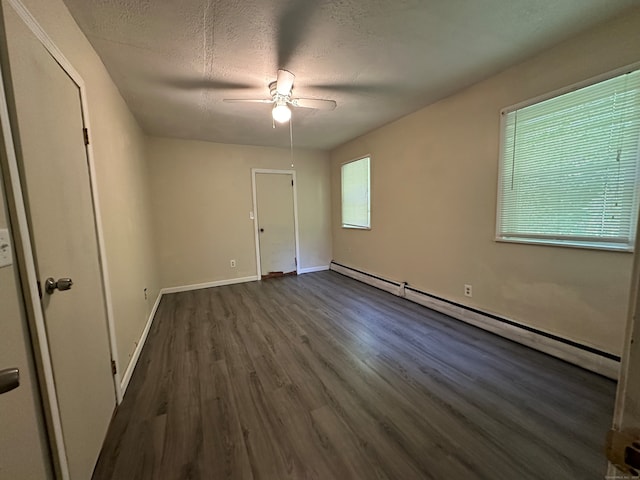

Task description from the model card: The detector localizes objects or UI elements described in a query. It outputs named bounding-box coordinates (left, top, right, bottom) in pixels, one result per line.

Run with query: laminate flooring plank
left=194, top=292, right=224, bottom=362
left=223, top=327, right=309, bottom=479
left=159, top=350, right=203, bottom=478
left=264, top=387, right=346, bottom=480
left=197, top=359, right=253, bottom=480
left=93, top=271, right=616, bottom=480
left=309, top=405, right=391, bottom=480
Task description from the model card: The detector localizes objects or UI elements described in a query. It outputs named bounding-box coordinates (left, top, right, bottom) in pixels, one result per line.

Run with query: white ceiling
left=62, top=0, right=637, bottom=150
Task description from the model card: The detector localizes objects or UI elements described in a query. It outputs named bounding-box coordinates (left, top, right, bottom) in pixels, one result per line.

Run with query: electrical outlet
left=464, top=284, right=473, bottom=297
left=0, top=228, right=12, bottom=268
left=230, top=259, right=236, bottom=268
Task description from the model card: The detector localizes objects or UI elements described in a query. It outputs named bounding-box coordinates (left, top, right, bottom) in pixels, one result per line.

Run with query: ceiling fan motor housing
left=269, top=81, right=292, bottom=101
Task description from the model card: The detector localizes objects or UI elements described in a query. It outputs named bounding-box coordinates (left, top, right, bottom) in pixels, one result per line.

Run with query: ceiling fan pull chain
left=290, top=117, right=294, bottom=168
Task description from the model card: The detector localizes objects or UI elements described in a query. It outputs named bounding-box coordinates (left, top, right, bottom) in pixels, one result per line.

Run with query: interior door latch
left=0, top=368, right=19, bottom=394
left=44, top=277, right=73, bottom=294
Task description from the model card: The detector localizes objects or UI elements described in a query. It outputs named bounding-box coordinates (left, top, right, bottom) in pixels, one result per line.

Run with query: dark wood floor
left=92, top=271, right=615, bottom=480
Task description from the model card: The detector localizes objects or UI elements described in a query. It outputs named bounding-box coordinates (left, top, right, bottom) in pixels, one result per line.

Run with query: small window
left=342, top=156, right=370, bottom=229
left=497, top=69, right=640, bottom=251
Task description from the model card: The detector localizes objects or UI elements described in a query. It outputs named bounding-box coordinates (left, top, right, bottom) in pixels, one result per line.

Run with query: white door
left=0, top=204, right=52, bottom=478
left=255, top=172, right=297, bottom=277
left=3, top=5, right=116, bottom=479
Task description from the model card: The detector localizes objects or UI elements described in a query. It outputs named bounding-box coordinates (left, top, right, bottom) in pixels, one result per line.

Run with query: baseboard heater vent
left=329, top=261, right=620, bottom=379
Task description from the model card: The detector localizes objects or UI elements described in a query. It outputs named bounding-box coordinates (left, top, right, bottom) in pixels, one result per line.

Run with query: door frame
left=251, top=168, right=301, bottom=278
left=0, top=0, right=122, bottom=478
left=607, top=208, right=640, bottom=475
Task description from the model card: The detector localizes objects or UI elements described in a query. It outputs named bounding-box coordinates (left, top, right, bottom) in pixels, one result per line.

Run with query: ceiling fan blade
left=290, top=98, right=337, bottom=110
left=276, top=70, right=295, bottom=95
left=277, top=0, right=320, bottom=69
left=223, top=98, right=274, bottom=104
left=164, top=78, right=254, bottom=90
left=309, top=83, right=394, bottom=95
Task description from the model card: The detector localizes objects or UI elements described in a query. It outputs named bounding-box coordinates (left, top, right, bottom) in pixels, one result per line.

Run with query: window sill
left=342, top=225, right=371, bottom=230
left=495, top=236, right=633, bottom=253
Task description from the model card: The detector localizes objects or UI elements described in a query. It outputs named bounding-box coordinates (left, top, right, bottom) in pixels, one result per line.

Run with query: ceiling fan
left=223, top=69, right=336, bottom=124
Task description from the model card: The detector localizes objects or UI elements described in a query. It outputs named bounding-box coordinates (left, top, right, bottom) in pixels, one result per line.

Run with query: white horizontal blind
left=498, top=69, right=640, bottom=250
left=342, top=156, right=370, bottom=228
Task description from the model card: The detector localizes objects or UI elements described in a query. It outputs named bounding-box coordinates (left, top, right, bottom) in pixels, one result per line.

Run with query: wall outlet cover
left=0, top=228, right=13, bottom=268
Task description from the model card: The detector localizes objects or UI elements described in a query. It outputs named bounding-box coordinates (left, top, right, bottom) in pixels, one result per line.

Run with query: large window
left=497, top=69, right=640, bottom=251
left=342, top=156, right=370, bottom=229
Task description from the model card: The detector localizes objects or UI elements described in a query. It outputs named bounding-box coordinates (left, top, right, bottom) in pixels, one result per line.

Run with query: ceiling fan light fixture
left=224, top=70, right=335, bottom=124
left=272, top=103, right=291, bottom=123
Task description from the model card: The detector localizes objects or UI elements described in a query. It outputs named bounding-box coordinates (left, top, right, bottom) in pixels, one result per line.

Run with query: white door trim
left=607, top=198, right=640, bottom=476
left=0, top=1, right=121, bottom=477
left=251, top=168, right=301, bottom=278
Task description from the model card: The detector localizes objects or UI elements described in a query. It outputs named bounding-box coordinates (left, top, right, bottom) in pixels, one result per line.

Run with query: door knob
left=44, top=277, right=73, bottom=295
left=0, top=368, right=19, bottom=394
left=260, top=228, right=264, bottom=232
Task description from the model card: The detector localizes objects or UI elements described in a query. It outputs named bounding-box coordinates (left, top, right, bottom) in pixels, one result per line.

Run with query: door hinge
left=295, top=257, right=297, bottom=266
left=111, top=360, right=117, bottom=375
left=83, top=128, right=90, bottom=146
left=36, top=280, right=42, bottom=299
left=291, top=179, right=294, bottom=186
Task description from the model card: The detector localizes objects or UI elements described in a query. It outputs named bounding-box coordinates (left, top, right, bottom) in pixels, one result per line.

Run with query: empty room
left=1, top=0, right=640, bottom=479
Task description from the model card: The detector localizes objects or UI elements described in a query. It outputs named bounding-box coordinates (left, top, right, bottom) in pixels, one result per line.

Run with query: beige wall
left=331, top=9, right=640, bottom=356
left=13, top=0, right=160, bottom=372
left=146, top=136, right=331, bottom=289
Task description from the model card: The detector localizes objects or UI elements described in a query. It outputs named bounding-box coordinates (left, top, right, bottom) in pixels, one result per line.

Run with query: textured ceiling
left=62, top=0, right=638, bottom=150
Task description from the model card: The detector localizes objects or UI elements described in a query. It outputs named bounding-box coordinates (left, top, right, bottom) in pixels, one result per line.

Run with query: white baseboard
left=298, top=265, right=330, bottom=274
left=161, top=275, right=258, bottom=294
left=120, top=291, right=162, bottom=394
left=330, top=262, right=620, bottom=379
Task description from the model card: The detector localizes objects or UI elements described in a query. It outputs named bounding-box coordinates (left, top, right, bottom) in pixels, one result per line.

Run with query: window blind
left=497, top=69, right=640, bottom=250
left=342, top=157, right=370, bottom=228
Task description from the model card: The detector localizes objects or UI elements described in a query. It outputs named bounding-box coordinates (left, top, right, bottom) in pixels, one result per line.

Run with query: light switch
left=0, top=228, right=13, bottom=268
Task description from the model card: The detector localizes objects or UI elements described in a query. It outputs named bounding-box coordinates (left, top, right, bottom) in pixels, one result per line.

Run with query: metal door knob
left=0, top=368, right=19, bottom=394
left=260, top=228, right=264, bottom=232
left=45, top=277, right=73, bottom=294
